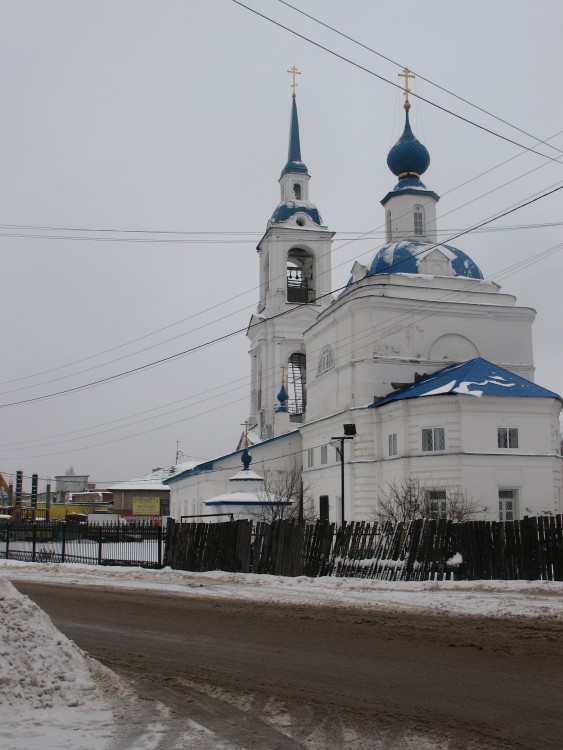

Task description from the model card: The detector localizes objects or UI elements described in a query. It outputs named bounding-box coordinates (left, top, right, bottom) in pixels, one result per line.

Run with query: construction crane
left=0, top=472, right=13, bottom=506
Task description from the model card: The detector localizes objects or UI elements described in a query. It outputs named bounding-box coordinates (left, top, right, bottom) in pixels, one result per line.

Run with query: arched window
left=287, top=247, right=315, bottom=303
left=317, top=346, right=334, bottom=375
left=414, top=205, right=424, bottom=236
left=288, top=352, right=306, bottom=416
left=292, top=183, right=302, bottom=200
left=386, top=210, right=392, bottom=242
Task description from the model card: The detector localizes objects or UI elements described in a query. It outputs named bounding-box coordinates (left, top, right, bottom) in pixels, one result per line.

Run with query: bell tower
left=247, top=71, right=333, bottom=440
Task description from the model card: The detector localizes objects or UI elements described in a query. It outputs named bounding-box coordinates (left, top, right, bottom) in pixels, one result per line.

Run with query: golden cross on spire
left=398, top=67, right=415, bottom=111
left=287, top=65, right=301, bottom=97
left=280, top=363, right=287, bottom=387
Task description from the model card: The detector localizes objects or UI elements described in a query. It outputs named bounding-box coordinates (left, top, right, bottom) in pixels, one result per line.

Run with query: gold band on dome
left=398, top=171, right=421, bottom=178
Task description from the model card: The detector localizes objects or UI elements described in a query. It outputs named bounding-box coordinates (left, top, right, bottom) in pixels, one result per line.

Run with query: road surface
left=15, top=581, right=563, bottom=749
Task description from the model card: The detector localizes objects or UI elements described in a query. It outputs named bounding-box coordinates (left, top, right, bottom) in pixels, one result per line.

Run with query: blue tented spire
left=288, top=96, right=301, bottom=163
left=281, top=96, right=308, bottom=176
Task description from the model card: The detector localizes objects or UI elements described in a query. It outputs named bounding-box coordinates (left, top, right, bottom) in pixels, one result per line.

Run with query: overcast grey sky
left=1, top=0, right=562, bottom=490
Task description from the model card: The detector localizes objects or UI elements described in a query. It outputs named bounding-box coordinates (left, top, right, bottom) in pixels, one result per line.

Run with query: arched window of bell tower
left=287, top=352, right=306, bottom=419
left=287, top=247, right=315, bottom=303
left=292, top=182, right=302, bottom=200
left=386, top=210, right=392, bottom=242
left=414, top=205, right=424, bottom=236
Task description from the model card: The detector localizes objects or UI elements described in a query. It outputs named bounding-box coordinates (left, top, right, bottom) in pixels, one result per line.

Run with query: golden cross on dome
left=280, top=363, right=287, bottom=387
left=287, top=65, right=301, bottom=97
left=398, top=67, right=415, bottom=111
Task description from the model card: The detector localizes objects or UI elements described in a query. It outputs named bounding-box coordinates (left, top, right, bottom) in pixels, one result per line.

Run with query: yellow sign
left=132, top=496, right=161, bottom=516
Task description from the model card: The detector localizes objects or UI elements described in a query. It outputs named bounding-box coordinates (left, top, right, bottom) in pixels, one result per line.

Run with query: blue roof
left=371, top=358, right=561, bottom=407
left=355, top=240, right=483, bottom=280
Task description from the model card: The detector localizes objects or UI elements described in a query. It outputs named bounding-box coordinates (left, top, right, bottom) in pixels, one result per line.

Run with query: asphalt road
left=14, top=582, right=563, bottom=750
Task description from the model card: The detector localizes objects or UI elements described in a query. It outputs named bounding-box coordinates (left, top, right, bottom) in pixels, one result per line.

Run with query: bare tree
left=371, top=476, right=481, bottom=525
left=251, top=461, right=315, bottom=524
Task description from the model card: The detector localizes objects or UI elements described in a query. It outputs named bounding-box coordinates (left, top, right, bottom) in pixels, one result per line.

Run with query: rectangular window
left=320, top=445, right=328, bottom=465
left=426, top=490, right=447, bottom=520
left=307, top=448, right=314, bottom=468
left=498, top=427, right=518, bottom=449
left=319, top=495, right=329, bottom=522
left=499, top=489, right=517, bottom=521
left=388, top=433, right=397, bottom=456
left=422, top=427, right=445, bottom=452
left=414, top=211, right=423, bottom=236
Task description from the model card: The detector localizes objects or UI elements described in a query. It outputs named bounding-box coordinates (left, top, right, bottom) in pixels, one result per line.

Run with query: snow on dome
left=271, top=200, right=322, bottom=225
left=358, top=240, right=483, bottom=280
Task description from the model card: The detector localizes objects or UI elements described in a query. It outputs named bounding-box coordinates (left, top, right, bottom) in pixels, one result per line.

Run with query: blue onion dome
left=355, top=240, right=483, bottom=280
left=387, top=110, right=430, bottom=179
left=276, top=383, right=289, bottom=413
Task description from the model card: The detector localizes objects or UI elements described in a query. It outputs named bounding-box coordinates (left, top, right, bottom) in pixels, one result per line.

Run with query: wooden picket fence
left=164, top=514, right=563, bottom=581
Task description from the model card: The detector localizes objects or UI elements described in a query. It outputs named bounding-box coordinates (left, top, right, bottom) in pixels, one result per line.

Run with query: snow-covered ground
left=1, top=560, right=562, bottom=749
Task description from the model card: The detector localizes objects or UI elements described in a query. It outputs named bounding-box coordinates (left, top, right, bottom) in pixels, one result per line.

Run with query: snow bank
left=0, top=574, right=121, bottom=749
left=2, top=560, right=562, bottom=620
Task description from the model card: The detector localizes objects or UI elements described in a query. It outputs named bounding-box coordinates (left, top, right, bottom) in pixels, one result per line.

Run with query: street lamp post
left=331, top=424, right=356, bottom=525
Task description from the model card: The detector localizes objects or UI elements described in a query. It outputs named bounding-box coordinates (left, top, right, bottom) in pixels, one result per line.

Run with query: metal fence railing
left=0, top=521, right=165, bottom=568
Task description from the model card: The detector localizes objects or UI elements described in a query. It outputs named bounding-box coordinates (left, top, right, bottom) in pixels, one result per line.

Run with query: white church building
left=166, top=80, right=562, bottom=524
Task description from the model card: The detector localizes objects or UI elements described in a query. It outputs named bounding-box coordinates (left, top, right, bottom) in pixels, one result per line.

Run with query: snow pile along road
left=0, top=574, right=121, bottom=750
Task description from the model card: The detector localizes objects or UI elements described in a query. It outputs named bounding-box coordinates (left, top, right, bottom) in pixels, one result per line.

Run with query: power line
left=232, top=0, right=563, bottom=165
left=274, top=0, right=563, bottom=156
left=1, top=179, right=561, bottom=411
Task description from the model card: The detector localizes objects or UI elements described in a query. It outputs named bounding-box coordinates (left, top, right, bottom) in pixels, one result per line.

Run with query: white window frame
left=421, top=427, right=445, bottom=452
left=388, top=433, right=398, bottom=457
left=320, top=445, right=328, bottom=465
left=499, top=489, right=518, bottom=521
left=307, top=448, right=314, bottom=468
left=414, top=205, right=424, bottom=236
left=317, top=346, right=335, bottom=376
left=497, top=427, right=519, bottom=449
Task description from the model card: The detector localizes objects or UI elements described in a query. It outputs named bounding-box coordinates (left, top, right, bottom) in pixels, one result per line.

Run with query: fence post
left=61, top=523, right=66, bottom=563
left=157, top=524, right=163, bottom=568
left=98, top=526, right=103, bottom=565
left=32, top=523, right=37, bottom=562
left=5, top=523, right=10, bottom=559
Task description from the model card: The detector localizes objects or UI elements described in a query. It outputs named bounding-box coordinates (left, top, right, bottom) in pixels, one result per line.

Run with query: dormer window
left=414, top=206, right=424, bottom=236
left=293, top=183, right=302, bottom=200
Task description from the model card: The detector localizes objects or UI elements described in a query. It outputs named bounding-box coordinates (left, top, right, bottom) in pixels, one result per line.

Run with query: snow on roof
left=229, top=469, right=264, bottom=482
left=108, top=460, right=202, bottom=491
left=372, top=358, right=561, bottom=407
left=204, top=490, right=290, bottom=506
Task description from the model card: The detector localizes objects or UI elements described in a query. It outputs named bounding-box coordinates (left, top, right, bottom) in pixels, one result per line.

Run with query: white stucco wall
left=166, top=431, right=303, bottom=521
